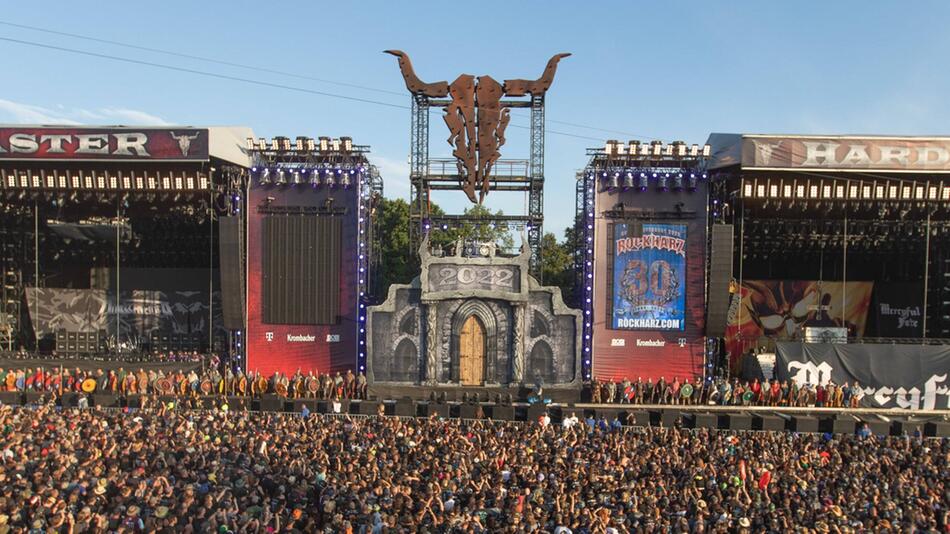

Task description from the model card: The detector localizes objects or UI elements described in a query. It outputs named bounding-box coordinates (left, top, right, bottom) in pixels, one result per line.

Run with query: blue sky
left=2, top=2, right=949, bottom=234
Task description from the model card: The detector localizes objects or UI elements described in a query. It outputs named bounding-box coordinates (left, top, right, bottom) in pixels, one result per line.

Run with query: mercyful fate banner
left=776, top=342, right=950, bottom=410
left=610, top=223, right=687, bottom=331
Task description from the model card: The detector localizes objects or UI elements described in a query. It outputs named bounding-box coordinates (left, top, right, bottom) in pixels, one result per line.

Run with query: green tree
left=540, top=231, right=576, bottom=304
left=373, top=197, right=415, bottom=293
left=374, top=199, right=521, bottom=295
left=428, top=203, right=516, bottom=251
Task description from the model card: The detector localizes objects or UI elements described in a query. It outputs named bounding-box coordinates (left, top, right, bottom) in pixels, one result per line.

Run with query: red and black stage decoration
left=579, top=140, right=711, bottom=381
left=244, top=137, right=381, bottom=376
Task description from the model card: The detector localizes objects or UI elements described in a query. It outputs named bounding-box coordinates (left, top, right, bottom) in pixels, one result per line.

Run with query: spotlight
left=309, top=170, right=321, bottom=187
left=623, top=171, right=635, bottom=189
left=637, top=172, right=648, bottom=191
left=657, top=173, right=669, bottom=191
left=607, top=172, right=620, bottom=190
left=673, top=173, right=684, bottom=190
left=341, top=174, right=351, bottom=188
left=324, top=171, right=335, bottom=188
left=275, top=169, right=287, bottom=186
left=292, top=170, right=304, bottom=185
left=687, top=174, right=698, bottom=191
left=259, top=168, right=272, bottom=186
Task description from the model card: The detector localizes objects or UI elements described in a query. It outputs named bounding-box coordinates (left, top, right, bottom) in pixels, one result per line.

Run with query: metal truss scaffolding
left=408, top=97, right=546, bottom=278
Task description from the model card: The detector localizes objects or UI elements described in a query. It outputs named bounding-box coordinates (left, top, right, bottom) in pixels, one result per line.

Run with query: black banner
left=26, top=287, right=223, bottom=344
left=873, top=283, right=924, bottom=338
left=775, top=342, right=950, bottom=410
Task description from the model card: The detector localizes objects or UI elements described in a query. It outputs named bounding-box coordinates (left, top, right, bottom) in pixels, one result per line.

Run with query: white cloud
left=97, top=108, right=170, bottom=126
left=0, top=99, right=79, bottom=124
left=0, top=98, right=170, bottom=126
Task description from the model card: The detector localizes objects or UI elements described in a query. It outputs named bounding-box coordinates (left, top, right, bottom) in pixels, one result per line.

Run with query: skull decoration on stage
left=385, top=50, right=570, bottom=204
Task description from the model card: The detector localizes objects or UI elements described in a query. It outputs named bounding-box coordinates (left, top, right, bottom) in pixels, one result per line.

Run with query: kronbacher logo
left=286, top=334, right=316, bottom=342
left=636, top=339, right=666, bottom=347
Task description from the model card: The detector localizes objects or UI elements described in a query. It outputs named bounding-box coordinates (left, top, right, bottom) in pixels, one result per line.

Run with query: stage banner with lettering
left=0, top=128, right=209, bottom=160
left=725, top=280, right=874, bottom=372
left=25, top=287, right=223, bottom=345
left=775, top=342, right=950, bottom=410
left=873, top=282, right=924, bottom=338
left=610, top=223, right=686, bottom=331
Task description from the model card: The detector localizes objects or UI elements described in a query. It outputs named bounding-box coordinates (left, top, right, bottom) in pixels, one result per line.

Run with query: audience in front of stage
left=589, top=376, right=864, bottom=408
left=0, top=405, right=945, bottom=533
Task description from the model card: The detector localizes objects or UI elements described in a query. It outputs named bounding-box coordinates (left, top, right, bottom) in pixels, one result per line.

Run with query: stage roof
left=0, top=125, right=254, bottom=167
left=707, top=133, right=950, bottom=173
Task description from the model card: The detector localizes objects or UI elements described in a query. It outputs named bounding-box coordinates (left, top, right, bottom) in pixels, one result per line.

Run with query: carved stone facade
left=368, top=237, right=581, bottom=386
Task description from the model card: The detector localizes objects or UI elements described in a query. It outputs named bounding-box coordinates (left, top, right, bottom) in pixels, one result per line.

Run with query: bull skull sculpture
left=169, top=131, right=200, bottom=157
left=385, top=50, right=570, bottom=204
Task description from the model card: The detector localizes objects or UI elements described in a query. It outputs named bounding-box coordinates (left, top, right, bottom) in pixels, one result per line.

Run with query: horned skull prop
left=385, top=51, right=570, bottom=204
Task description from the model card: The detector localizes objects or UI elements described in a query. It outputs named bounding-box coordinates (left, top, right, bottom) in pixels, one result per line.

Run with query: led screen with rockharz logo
left=610, top=223, right=687, bottom=331
left=591, top=175, right=707, bottom=382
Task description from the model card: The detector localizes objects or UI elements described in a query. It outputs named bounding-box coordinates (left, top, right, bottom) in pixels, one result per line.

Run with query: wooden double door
left=458, top=315, right=486, bottom=385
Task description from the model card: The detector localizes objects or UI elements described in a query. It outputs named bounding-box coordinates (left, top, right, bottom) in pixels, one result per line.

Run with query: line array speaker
left=706, top=224, right=734, bottom=337
left=219, top=216, right=246, bottom=330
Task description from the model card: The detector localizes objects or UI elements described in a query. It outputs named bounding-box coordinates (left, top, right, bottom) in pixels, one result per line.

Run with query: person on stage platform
left=342, top=369, right=353, bottom=398
left=333, top=372, right=344, bottom=398
left=851, top=382, right=864, bottom=408
left=236, top=369, right=247, bottom=396
left=768, top=379, right=780, bottom=407
left=606, top=379, right=616, bottom=403
left=691, top=377, right=704, bottom=405
left=733, top=380, right=745, bottom=406
left=750, top=378, right=762, bottom=404
left=3, top=368, right=13, bottom=391
left=356, top=372, right=367, bottom=400
left=841, top=381, right=853, bottom=407
left=671, top=377, right=681, bottom=405
left=317, top=373, right=328, bottom=399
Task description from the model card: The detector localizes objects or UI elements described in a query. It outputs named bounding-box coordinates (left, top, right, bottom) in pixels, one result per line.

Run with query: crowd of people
left=589, top=377, right=865, bottom=408
left=0, top=367, right=368, bottom=400
left=0, top=404, right=945, bottom=533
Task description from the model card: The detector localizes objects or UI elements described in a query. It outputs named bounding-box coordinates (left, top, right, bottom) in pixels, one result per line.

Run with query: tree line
left=373, top=198, right=577, bottom=306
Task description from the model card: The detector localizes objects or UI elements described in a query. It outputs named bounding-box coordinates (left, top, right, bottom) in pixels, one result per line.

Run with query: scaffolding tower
left=408, top=97, right=547, bottom=278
